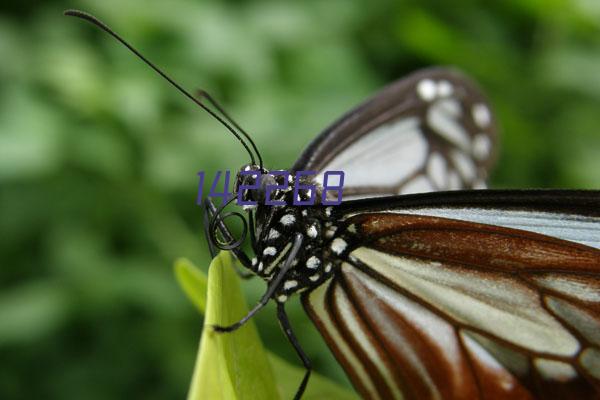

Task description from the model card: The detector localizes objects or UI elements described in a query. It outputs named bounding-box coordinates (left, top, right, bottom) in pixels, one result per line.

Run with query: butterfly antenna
left=64, top=9, right=257, bottom=166
left=195, top=89, right=263, bottom=169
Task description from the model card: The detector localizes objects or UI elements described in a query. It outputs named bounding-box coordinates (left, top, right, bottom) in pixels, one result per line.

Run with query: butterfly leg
left=202, top=199, right=218, bottom=258
left=213, top=233, right=304, bottom=333
left=277, top=302, right=311, bottom=400
left=203, top=198, right=254, bottom=278
left=248, top=209, right=259, bottom=255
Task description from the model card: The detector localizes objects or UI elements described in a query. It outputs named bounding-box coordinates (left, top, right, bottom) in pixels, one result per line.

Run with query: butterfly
left=66, top=10, right=600, bottom=400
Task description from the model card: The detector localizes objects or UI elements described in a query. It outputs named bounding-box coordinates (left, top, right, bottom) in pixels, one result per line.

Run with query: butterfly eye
left=235, top=165, right=266, bottom=202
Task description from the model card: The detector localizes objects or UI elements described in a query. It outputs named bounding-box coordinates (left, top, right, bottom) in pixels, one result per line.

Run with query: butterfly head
left=235, top=164, right=272, bottom=206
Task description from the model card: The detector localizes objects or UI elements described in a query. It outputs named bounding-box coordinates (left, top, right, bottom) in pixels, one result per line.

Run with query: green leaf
left=187, top=251, right=280, bottom=400
left=174, top=257, right=209, bottom=314
left=176, top=253, right=358, bottom=399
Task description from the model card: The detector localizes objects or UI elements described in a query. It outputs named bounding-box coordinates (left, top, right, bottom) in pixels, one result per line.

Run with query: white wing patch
left=342, top=263, right=462, bottom=365
left=401, top=176, right=434, bottom=195
left=534, top=359, right=577, bottom=381
left=333, top=280, right=404, bottom=399
left=427, top=152, right=446, bottom=188
left=315, top=98, right=491, bottom=198
left=427, top=98, right=470, bottom=152
left=472, top=133, right=492, bottom=160
left=341, top=263, right=460, bottom=398
left=450, top=149, right=477, bottom=181
left=350, top=247, right=580, bottom=356
left=545, top=296, right=600, bottom=346
left=460, top=332, right=519, bottom=391
left=303, top=71, right=497, bottom=201
left=580, top=348, right=600, bottom=380
left=532, top=274, right=600, bottom=303
left=472, top=103, right=492, bottom=128
left=315, top=116, right=426, bottom=189
left=304, top=263, right=480, bottom=399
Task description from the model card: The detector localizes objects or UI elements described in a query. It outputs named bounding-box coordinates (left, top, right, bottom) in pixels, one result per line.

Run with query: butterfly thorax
left=235, top=165, right=343, bottom=302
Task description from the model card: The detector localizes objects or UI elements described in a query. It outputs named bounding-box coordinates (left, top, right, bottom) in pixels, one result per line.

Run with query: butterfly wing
left=303, top=190, right=600, bottom=400
left=293, top=68, right=498, bottom=199
left=339, top=189, right=600, bottom=249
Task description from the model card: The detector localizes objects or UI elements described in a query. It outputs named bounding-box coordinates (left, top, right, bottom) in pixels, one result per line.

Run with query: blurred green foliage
left=0, top=0, right=598, bottom=398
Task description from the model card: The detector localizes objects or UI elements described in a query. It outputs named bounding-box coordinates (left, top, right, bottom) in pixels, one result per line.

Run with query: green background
left=1, top=0, right=599, bottom=398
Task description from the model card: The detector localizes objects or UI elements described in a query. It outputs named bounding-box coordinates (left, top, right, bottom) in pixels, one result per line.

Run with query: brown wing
left=302, top=213, right=600, bottom=400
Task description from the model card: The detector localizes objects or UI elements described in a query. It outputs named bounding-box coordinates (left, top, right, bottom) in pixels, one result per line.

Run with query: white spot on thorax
left=258, top=262, right=264, bottom=272
left=307, top=225, right=318, bottom=238
left=331, top=238, right=348, bottom=254
left=263, top=247, right=277, bottom=256
left=280, top=214, right=296, bottom=225
left=325, top=207, right=332, bottom=217
left=309, top=274, right=320, bottom=282
left=277, top=295, right=288, bottom=302
left=325, top=262, right=332, bottom=273
left=325, top=226, right=337, bottom=238
left=347, top=224, right=357, bottom=234
left=267, top=229, right=280, bottom=240
left=284, top=280, right=298, bottom=290
left=306, top=256, right=321, bottom=269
